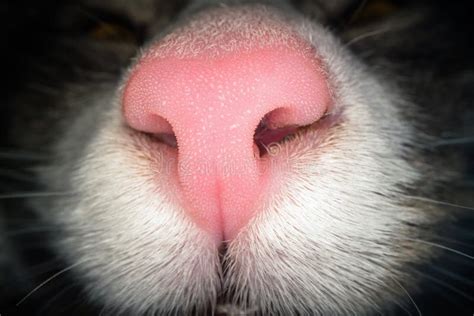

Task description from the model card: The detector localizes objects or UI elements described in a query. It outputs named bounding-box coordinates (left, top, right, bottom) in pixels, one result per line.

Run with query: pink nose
left=122, top=6, right=331, bottom=240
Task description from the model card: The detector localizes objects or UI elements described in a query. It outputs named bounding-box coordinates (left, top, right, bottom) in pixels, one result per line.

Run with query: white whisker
left=36, top=283, right=77, bottom=315
left=414, top=270, right=473, bottom=302
left=403, top=238, right=473, bottom=260
left=16, top=262, right=82, bottom=306
left=0, top=169, right=35, bottom=182
left=345, top=27, right=394, bottom=47
left=432, top=136, right=474, bottom=147
left=6, top=226, right=60, bottom=237
left=390, top=276, right=422, bottom=316
left=0, top=150, right=49, bottom=160
left=404, top=195, right=474, bottom=211
left=0, top=191, right=73, bottom=200
left=346, top=0, right=369, bottom=25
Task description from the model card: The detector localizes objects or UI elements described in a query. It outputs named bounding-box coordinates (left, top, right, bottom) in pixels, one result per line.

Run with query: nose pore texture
left=122, top=6, right=331, bottom=241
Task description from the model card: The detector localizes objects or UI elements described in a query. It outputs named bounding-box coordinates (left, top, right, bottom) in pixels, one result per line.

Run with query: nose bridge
left=161, top=56, right=263, bottom=153
left=145, top=54, right=265, bottom=176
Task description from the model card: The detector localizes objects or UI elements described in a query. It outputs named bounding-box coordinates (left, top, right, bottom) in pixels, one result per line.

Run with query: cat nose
left=122, top=6, right=331, bottom=241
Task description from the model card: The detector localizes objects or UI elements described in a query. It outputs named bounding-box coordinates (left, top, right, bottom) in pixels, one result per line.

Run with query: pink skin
left=122, top=9, right=331, bottom=241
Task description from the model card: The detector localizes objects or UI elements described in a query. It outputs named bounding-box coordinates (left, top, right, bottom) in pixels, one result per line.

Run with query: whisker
left=389, top=276, right=422, bottom=316
left=432, top=136, right=474, bottom=147
left=21, top=257, right=67, bottom=279
left=345, top=27, right=394, bottom=47
left=0, top=191, right=73, bottom=200
left=6, top=226, right=60, bottom=237
left=98, top=306, right=108, bottom=316
left=403, top=238, right=474, bottom=260
left=28, top=259, right=63, bottom=275
left=430, top=264, right=474, bottom=287
left=99, top=305, right=119, bottom=316
left=431, top=236, right=474, bottom=249
left=0, top=169, right=36, bottom=182
left=0, top=150, right=49, bottom=161
left=16, top=262, right=82, bottom=306
left=346, top=0, right=369, bottom=25
left=3, top=218, right=56, bottom=224
left=421, top=273, right=473, bottom=302
left=36, top=283, right=77, bottom=316
left=403, top=195, right=474, bottom=211
left=28, top=82, right=61, bottom=96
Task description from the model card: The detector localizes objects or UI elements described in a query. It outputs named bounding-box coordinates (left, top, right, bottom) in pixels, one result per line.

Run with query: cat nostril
left=151, top=132, right=178, bottom=148
left=121, top=7, right=332, bottom=241
left=141, top=114, right=178, bottom=148
left=254, top=109, right=300, bottom=157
